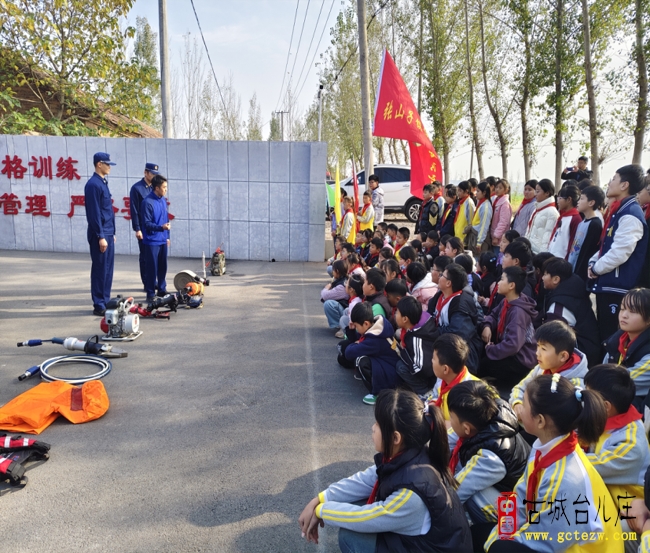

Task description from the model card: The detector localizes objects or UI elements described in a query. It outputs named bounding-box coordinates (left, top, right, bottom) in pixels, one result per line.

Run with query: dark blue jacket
left=142, top=191, right=169, bottom=246
left=84, top=172, right=115, bottom=239
left=129, top=178, right=151, bottom=232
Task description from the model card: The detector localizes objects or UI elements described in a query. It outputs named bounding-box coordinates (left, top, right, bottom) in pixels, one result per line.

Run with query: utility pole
left=275, top=111, right=289, bottom=141
left=317, top=85, right=324, bottom=141
left=158, top=0, right=173, bottom=138
left=356, top=0, right=374, bottom=188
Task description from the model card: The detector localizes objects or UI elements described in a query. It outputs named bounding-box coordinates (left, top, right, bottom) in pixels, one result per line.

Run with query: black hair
left=423, top=183, right=434, bottom=194
left=152, top=174, right=167, bottom=189
left=375, top=389, right=456, bottom=488
left=346, top=274, right=364, bottom=298
left=504, top=241, right=532, bottom=268
left=446, top=236, right=463, bottom=255
left=385, top=277, right=408, bottom=297
left=543, top=258, right=573, bottom=281
left=370, top=237, right=384, bottom=250
left=578, top=179, right=593, bottom=191
left=340, top=188, right=348, bottom=197
left=524, top=179, right=538, bottom=191
left=419, top=232, right=428, bottom=243
left=479, top=252, right=498, bottom=274
left=526, top=374, right=606, bottom=445
left=377, top=222, right=388, bottom=232
left=363, top=229, right=374, bottom=241
left=381, top=258, right=401, bottom=279
left=350, top=301, right=375, bottom=325
left=581, top=185, right=605, bottom=210
left=503, top=266, right=527, bottom=294
left=380, top=246, right=395, bottom=260
left=558, top=184, right=580, bottom=207
left=398, top=245, right=417, bottom=262
left=503, top=229, right=520, bottom=243
left=563, top=179, right=579, bottom=190
left=444, top=263, right=468, bottom=293
left=365, top=267, right=386, bottom=292
left=363, top=190, right=371, bottom=198
left=439, top=234, right=452, bottom=246
left=486, top=176, right=499, bottom=186
left=453, top=254, right=474, bottom=276
left=397, top=227, right=411, bottom=240
left=535, top=320, right=576, bottom=355
left=468, top=178, right=478, bottom=188
left=397, top=295, right=423, bottom=326
left=433, top=333, right=469, bottom=374
left=387, top=223, right=398, bottom=233
left=497, top=178, right=511, bottom=193
left=346, top=252, right=361, bottom=267
left=410, top=239, right=423, bottom=253
left=368, top=174, right=379, bottom=183
left=427, top=230, right=440, bottom=242
left=406, top=262, right=428, bottom=286
left=331, top=259, right=348, bottom=278
left=341, top=242, right=356, bottom=254
left=512, top=236, right=532, bottom=250
left=578, top=155, right=589, bottom=163
left=445, top=185, right=458, bottom=199
left=621, top=288, right=650, bottom=322
left=477, top=181, right=491, bottom=202
left=584, top=364, right=636, bottom=415
left=431, top=180, right=442, bottom=189
left=458, top=180, right=471, bottom=193
left=433, top=255, right=452, bottom=272
left=533, top=252, right=556, bottom=271
left=447, top=380, right=500, bottom=431
left=536, top=179, right=555, bottom=197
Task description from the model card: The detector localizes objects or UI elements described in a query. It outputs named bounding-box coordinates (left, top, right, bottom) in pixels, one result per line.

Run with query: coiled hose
left=19, top=354, right=112, bottom=384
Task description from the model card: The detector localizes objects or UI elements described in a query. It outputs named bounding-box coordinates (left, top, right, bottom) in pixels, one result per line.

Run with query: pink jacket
left=490, top=195, right=512, bottom=243
left=410, top=273, right=438, bottom=308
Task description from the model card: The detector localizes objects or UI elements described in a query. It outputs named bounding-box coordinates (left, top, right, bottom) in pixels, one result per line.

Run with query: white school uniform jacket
left=485, top=434, right=624, bottom=553
left=586, top=416, right=650, bottom=509
left=526, top=197, right=559, bottom=254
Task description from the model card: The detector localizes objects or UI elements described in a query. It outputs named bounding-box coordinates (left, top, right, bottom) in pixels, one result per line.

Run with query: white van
left=339, top=164, right=422, bottom=222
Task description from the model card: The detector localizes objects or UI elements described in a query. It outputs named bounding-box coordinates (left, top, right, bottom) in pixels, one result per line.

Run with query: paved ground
left=0, top=251, right=373, bottom=552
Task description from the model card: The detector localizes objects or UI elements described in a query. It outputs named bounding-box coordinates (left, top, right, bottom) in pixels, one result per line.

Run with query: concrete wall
left=0, top=135, right=327, bottom=262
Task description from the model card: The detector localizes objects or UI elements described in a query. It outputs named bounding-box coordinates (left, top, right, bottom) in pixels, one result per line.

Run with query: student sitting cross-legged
left=321, top=259, right=350, bottom=333
left=393, top=296, right=438, bottom=399
left=447, top=380, right=531, bottom=525
left=362, top=268, right=392, bottom=319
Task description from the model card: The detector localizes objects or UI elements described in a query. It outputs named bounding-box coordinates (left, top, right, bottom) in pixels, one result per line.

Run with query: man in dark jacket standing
left=129, top=162, right=160, bottom=289
left=85, top=152, right=116, bottom=316
left=142, top=174, right=171, bottom=302
left=561, top=155, right=593, bottom=183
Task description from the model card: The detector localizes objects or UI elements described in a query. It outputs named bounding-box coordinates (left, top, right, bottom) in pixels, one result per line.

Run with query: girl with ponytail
left=484, top=374, right=622, bottom=553
left=299, top=388, right=472, bottom=553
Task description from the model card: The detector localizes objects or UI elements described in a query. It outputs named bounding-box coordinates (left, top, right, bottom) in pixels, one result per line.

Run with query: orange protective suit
left=0, top=381, right=109, bottom=434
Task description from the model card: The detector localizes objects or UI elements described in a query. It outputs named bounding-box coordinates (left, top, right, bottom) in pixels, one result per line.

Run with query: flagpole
left=356, top=0, right=374, bottom=189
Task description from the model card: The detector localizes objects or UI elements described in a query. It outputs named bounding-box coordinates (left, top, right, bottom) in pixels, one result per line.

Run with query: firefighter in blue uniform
left=85, top=152, right=116, bottom=316
left=129, top=162, right=160, bottom=289
left=142, top=174, right=171, bottom=302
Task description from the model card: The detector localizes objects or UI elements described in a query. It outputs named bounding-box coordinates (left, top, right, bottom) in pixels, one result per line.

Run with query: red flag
left=373, top=49, right=443, bottom=199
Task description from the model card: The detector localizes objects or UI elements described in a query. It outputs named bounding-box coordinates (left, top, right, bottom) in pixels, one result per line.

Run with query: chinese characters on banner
left=0, top=154, right=174, bottom=220
left=372, top=49, right=443, bottom=199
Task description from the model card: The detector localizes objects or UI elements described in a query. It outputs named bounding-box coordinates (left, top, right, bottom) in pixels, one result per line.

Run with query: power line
left=283, top=0, right=312, bottom=110
left=295, top=0, right=336, bottom=100
left=188, top=0, right=237, bottom=136
left=293, top=0, right=326, bottom=101
left=274, top=0, right=300, bottom=113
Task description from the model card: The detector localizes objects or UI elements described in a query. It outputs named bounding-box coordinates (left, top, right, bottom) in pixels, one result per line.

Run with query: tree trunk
left=418, top=0, right=424, bottom=113
left=478, top=0, right=508, bottom=180
left=442, top=134, right=451, bottom=185
left=581, top=0, right=600, bottom=185
left=400, top=139, right=409, bottom=165
left=464, top=0, right=484, bottom=180
left=633, top=0, right=648, bottom=164
left=520, top=31, right=532, bottom=183
left=554, top=0, right=564, bottom=191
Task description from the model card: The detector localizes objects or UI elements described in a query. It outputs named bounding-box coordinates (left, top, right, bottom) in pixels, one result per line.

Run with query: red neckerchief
left=480, top=269, right=489, bottom=279
left=644, top=204, right=650, bottom=221
left=475, top=198, right=487, bottom=214
left=419, top=198, right=432, bottom=221
left=400, top=327, right=407, bottom=348
left=535, top=277, right=542, bottom=296
left=340, top=208, right=353, bottom=228
left=367, top=452, right=404, bottom=504
left=361, top=203, right=371, bottom=216
left=440, top=204, right=452, bottom=226
left=454, top=196, right=469, bottom=224
left=526, top=433, right=578, bottom=503
left=599, top=200, right=622, bottom=253
left=605, top=405, right=643, bottom=432
left=449, top=437, right=465, bottom=473
left=348, top=264, right=361, bottom=274
left=487, top=283, right=499, bottom=309
left=434, top=290, right=463, bottom=325
left=497, top=299, right=511, bottom=340
left=394, top=243, right=403, bottom=254
left=617, top=332, right=635, bottom=363
left=434, top=192, right=442, bottom=201
left=516, top=197, right=534, bottom=215
left=367, top=252, right=379, bottom=263
left=550, top=208, right=580, bottom=242
left=542, top=352, right=581, bottom=375
left=527, top=201, right=556, bottom=232
left=435, top=366, right=468, bottom=407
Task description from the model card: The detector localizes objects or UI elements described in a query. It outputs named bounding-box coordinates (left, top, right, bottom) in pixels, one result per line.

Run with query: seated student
left=320, top=259, right=350, bottom=333
left=531, top=251, right=555, bottom=316
left=376, top=221, right=388, bottom=235
left=379, top=246, right=394, bottom=262
left=298, top=389, right=472, bottom=553
left=340, top=241, right=355, bottom=261
left=430, top=254, right=452, bottom=287
left=509, top=320, right=588, bottom=421
left=497, top=229, right=519, bottom=266
left=380, top=258, right=403, bottom=283
left=540, top=258, right=601, bottom=366
left=454, top=180, right=475, bottom=246
left=477, top=251, right=499, bottom=302
left=343, top=302, right=400, bottom=405
left=454, top=253, right=482, bottom=296
left=484, top=240, right=534, bottom=312
left=336, top=274, right=364, bottom=339
left=397, top=245, right=417, bottom=277
left=326, top=235, right=343, bottom=277
left=427, top=264, right=483, bottom=373
left=393, top=296, right=438, bottom=397
left=363, top=237, right=383, bottom=268
left=438, top=185, right=458, bottom=237
left=386, top=223, right=398, bottom=247
left=385, top=277, right=409, bottom=328
left=567, top=184, right=604, bottom=282
left=548, top=184, right=582, bottom=259
left=604, top=288, right=650, bottom=412
left=344, top=252, right=365, bottom=279
left=394, top=227, right=410, bottom=258
left=410, top=239, right=423, bottom=256
left=360, top=229, right=374, bottom=258
left=357, top=190, right=375, bottom=231
left=484, top=374, right=622, bottom=553
left=338, top=196, right=357, bottom=244
left=447, top=380, right=531, bottom=525
left=406, top=262, right=438, bottom=308
left=443, top=236, right=464, bottom=259
left=423, top=230, right=440, bottom=264
left=479, top=267, right=538, bottom=388
left=584, top=364, right=650, bottom=513
left=362, top=268, right=392, bottom=318
left=525, top=178, right=560, bottom=255
left=416, top=183, right=440, bottom=235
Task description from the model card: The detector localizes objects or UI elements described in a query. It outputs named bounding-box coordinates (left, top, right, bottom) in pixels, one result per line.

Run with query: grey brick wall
left=0, top=136, right=327, bottom=261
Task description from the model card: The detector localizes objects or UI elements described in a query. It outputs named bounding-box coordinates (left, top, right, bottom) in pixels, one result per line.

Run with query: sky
left=126, top=0, right=649, bottom=187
